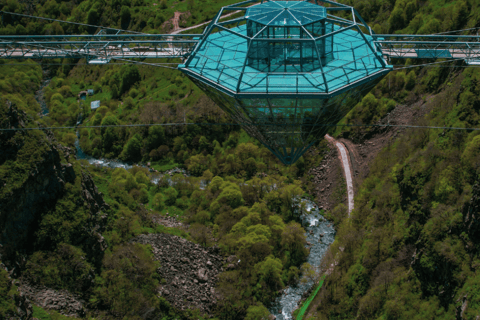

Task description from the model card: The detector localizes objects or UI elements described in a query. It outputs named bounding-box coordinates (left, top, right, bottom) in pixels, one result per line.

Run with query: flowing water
left=75, top=138, right=191, bottom=184
left=269, top=201, right=335, bottom=320
left=75, top=138, right=134, bottom=169
left=35, top=67, right=337, bottom=316
left=74, top=140, right=335, bottom=319
left=35, top=70, right=51, bottom=116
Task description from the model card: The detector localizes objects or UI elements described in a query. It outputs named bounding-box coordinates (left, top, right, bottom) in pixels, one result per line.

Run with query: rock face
left=463, top=181, right=480, bottom=243
left=0, top=101, right=109, bottom=318
left=131, top=234, right=224, bottom=315
left=0, top=262, right=33, bottom=320
left=0, top=102, right=109, bottom=266
left=19, top=281, right=86, bottom=318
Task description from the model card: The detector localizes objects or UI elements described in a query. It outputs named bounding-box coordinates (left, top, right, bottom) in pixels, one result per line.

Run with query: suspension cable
left=433, top=26, right=480, bottom=35
left=391, top=58, right=464, bottom=70
left=0, top=10, right=145, bottom=34
left=1, top=122, right=480, bottom=132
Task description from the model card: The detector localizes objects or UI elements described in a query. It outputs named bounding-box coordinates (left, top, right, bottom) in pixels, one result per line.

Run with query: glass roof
left=245, top=1, right=326, bottom=26
left=181, top=23, right=388, bottom=96
left=178, top=0, right=392, bottom=165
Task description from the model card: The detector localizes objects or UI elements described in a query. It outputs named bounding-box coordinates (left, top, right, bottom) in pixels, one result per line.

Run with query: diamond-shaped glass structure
left=179, top=0, right=392, bottom=164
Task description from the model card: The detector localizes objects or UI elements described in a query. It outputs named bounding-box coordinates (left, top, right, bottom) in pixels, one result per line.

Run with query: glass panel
left=248, top=38, right=321, bottom=72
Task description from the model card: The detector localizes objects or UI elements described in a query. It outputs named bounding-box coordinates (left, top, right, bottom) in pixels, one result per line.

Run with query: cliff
left=0, top=100, right=110, bottom=319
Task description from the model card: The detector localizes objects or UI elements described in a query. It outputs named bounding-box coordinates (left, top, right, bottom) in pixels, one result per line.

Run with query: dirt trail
left=172, top=12, right=181, bottom=32
left=325, top=135, right=354, bottom=214
left=170, top=3, right=259, bottom=35
left=308, top=101, right=429, bottom=215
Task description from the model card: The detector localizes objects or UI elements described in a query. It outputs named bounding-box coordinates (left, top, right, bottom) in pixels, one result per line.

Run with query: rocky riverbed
left=269, top=200, right=335, bottom=320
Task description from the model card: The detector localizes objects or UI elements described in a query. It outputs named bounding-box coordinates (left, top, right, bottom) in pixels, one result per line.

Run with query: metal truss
left=1, top=0, right=480, bottom=66
left=0, top=34, right=200, bottom=62
left=373, top=34, right=480, bottom=64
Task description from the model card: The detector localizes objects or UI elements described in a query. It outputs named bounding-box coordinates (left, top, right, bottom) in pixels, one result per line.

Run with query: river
left=74, top=142, right=335, bottom=320
left=269, top=201, right=335, bottom=320
left=36, top=61, right=336, bottom=319
left=35, top=69, right=51, bottom=116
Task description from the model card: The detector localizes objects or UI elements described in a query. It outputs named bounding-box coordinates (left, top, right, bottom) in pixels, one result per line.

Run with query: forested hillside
left=1, top=0, right=480, bottom=319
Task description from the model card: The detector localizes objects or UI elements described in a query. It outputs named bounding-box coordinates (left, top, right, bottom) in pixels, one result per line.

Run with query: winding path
left=325, top=134, right=354, bottom=215
left=170, top=3, right=259, bottom=34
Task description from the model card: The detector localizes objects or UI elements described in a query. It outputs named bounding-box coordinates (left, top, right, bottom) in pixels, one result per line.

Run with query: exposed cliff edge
left=0, top=100, right=110, bottom=318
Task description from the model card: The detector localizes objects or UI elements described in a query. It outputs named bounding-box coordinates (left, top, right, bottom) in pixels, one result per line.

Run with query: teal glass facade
left=179, top=0, right=392, bottom=164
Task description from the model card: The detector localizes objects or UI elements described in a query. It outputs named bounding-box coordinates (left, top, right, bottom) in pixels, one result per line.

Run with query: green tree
left=281, top=221, right=308, bottom=267
left=120, top=6, right=131, bottom=28
left=255, top=255, right=284, bottom=291
left=111, top=83, right=119, bottom=99
left=24, top=244, right=93, bottom=293
left=153, top=193, right=166, bottom=211
left=389, top=7, right=404, bottom=31
left=145, top=125, right=165, bottom=151
left=405, top=70, right=416, bottom=90
left=163, top=187, right=179, bottom=206
left=187, top=153, right=209, bottom=176
left=15, top=24, right=26, bottom=35
left=119, top=65, right=140, bottom=95
left=87, top=9, right=99, bottom=33
left=91, top=244, right=159, bottom=317
left=121, top=134, right=143, bottom=162
left=245, top=303, right=270, bottom=320
left=101, top=115, right=120, bottom=155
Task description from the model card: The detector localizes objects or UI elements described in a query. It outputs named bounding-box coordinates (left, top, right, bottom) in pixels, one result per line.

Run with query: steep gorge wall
left=0, top=100, right=110, bottom=319
left=0, top=101, right=109, bottom=263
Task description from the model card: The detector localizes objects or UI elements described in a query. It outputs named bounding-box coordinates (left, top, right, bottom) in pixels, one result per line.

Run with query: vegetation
left=1, top=0, right=480, bottom=319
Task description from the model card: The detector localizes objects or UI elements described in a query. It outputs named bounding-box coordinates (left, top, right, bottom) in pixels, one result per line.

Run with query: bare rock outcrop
left=19, top=281, right=86, bottom=318
left=463, top=181, right=480, bottom=243
left=131, top=233, right=224, bottom=315
left=0, top=102, right=109, bottom=268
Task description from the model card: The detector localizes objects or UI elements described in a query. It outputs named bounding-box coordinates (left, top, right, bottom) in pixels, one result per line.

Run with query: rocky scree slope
left=131, top=233, right=225, bottom=315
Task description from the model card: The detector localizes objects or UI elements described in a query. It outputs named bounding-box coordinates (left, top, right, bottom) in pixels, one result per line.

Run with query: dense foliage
left=2, top=0, right=480, bottom=318
left=303, top=0, right=480, bottom=318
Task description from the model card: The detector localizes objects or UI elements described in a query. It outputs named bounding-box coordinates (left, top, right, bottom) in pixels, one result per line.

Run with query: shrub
left=50, top=93, right=64, bottom=103
left=23, top=244, right=94, bottom=294
left=153, top=193, right=166, bottom=211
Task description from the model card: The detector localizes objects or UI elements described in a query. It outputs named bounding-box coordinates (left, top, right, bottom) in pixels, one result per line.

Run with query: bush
left=91, top=244, right=160, bottom=317
left=23, top=244, right=94, bottom=294
left=163, top=187, right=178, bottom=206
left=153, top=193, right=166, bottom=211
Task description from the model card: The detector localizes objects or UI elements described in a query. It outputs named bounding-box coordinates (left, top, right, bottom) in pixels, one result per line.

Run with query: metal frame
left=2, top=0, right=480, bottom=164
left=373, top=34, right=480, bottom=63
left=0, top=34, right=199, bottom=60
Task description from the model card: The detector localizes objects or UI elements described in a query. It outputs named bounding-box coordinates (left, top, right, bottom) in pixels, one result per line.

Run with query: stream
left=75, top=140, right=335, bottom=319
left=269, top=201, right=335, bottom=320
left=34, top=58, right=336, bottom=319
left=35, top=69, right=51, bottom=116
left=74, top=133, right=334, bottom=320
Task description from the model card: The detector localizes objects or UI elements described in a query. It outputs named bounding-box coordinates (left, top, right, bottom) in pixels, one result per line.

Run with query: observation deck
left=179, top=0, right=390, bottom=164
left=2, top=0, right=480, bottom=164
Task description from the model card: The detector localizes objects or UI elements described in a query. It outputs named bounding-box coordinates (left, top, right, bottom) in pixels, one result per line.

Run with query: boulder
left=197, top=268, right=208, bottom=282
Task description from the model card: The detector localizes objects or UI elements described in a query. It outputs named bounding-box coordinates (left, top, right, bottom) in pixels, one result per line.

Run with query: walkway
left=325, top=134, right=354, bottom=215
